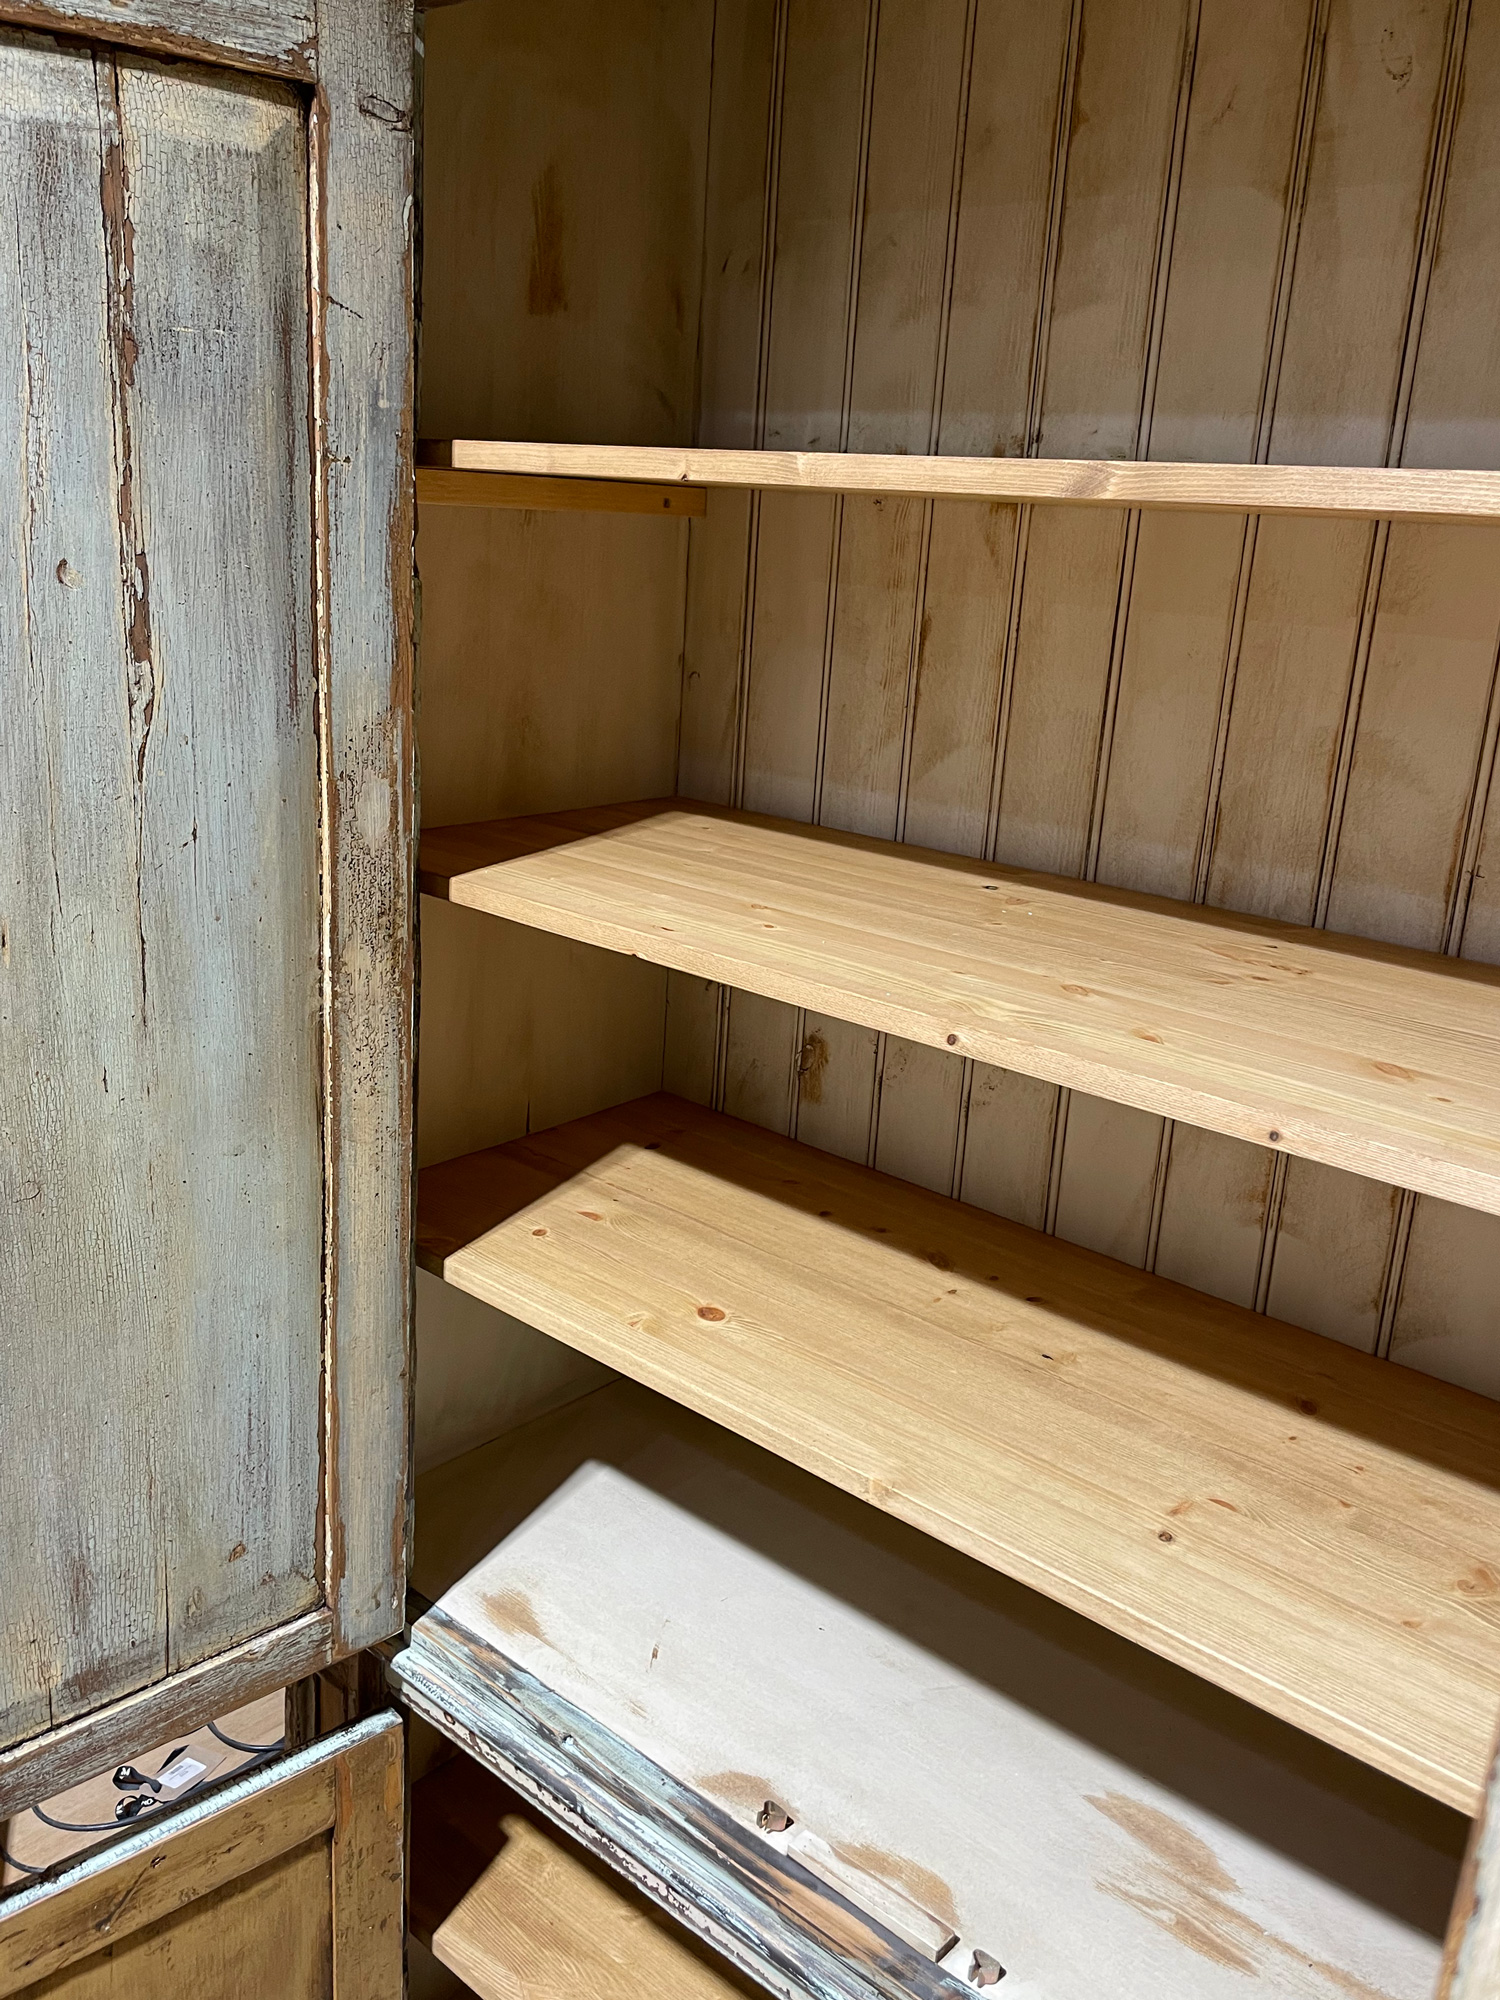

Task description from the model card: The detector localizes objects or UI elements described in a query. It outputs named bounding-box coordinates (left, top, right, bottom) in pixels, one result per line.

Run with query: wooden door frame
left=1441, top=1729, right=1500, bottom=2000
left=0, top=0, right=415, bottom=1816
left=0, top=1710, right=403, bottom=1994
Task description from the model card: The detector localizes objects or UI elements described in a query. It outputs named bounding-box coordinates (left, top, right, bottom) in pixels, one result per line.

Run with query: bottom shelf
left=415, top=1093, right=1500, bottom=1812
left=396, top=1380, right=1465, bottom=2000
left=411, top=1751, right=755, bottom=2000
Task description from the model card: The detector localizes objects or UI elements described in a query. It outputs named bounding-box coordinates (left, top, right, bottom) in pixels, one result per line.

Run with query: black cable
left=15, top=1742, right=283, bottom=1849
left=30, top=1803, right=135, bottom=1835
left=2, top=1750, right=266, bottom=1901
left=207, top=1720, right=284, bottom=1756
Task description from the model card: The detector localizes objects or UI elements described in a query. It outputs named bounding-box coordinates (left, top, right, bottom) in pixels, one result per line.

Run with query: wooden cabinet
left=402, top=0, right=1500, bottom=1991
left=5, top=0, right=1500, bottom=1993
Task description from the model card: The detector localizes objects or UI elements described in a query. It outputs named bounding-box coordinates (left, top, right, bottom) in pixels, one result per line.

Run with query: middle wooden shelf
left=420, top=799, right=1500, bottom=1216
left=416, top=1091, right=1500, bottom=1816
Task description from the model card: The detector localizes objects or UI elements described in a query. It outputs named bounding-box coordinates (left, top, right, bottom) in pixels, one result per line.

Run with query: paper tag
left=155, top=1749, right=222, bottom=1800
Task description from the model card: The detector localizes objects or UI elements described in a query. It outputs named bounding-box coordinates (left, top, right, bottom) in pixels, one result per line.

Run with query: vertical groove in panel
left=1312, top=0, right=1474, bottom=1339
left=675, top=1, right=1500, bottom=1382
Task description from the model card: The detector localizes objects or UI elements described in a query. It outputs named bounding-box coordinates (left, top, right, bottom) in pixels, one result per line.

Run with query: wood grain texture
left=421, top=439, right=1500, bottom=520
left=0, top=0, right=315, bottom=78
left=421, top=800, right=1500, bottom=1214
left=0, top=1712, right=400, bottom=1997
left=328, top=1706, right=403, bottom=1997
left=0, top=37, right=323, bottom=1750
left=313, top=0, right=416, bottom=1654
left=412, top=0, right=716, bottom=1469
left=18, top=1845, right=333, bottom=1999
left=415, top=1092, right=1500, bottom=1811
left=418, top=0, right=712, bottom=445
left=417, top=468, right=705, bottom=515
left=2, top=0, right=413, bottom=1784
left=411, top=1757, right=756, bottom=2000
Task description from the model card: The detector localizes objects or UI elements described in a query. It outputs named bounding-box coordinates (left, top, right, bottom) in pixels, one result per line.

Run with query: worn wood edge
left=331, top=1706, right=405, bottom=1996
left=312, top=0, right=417, bottom=1656
left=418, top=440, right=1500, bottom=523
left=391, top=1624, right=965, bottom=2000
left=1439, top=1730, right=1500, bottom=2000
left=420, top=805, right=1500, bottom=1218
left=416, top=467, right=706, bottom=516
left=0, top=1709, right=398, bottom=1992
left=0, top=1611, right=337, bottom=1821
left=0, top=0, right=315, bottom=75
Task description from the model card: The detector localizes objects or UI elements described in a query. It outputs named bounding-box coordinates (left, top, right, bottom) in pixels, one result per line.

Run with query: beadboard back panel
left=669, top=0, right=1500, bottom=1401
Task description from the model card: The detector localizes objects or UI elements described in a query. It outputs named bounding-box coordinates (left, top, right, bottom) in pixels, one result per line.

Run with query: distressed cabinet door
left=0, top=0, right=414, bottom=1814
left=0, top=1712, right=403, bottom=1996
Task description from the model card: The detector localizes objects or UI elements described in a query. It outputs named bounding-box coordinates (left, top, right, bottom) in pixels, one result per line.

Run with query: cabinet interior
left=410, top=2, right=1500, bottom=1994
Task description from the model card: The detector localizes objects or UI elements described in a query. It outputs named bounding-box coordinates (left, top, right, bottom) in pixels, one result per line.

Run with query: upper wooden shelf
left=417, top=466, right=706, bottom=516
left=418, top=439, right=1500, bottom=523
left=416, top=1092, right=1500, bottom=1813
left=420, top=800, right=1500, bottom=1216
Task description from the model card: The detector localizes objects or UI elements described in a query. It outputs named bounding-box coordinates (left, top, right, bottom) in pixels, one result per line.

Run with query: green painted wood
left=0, top=34, right=323, bottom=1747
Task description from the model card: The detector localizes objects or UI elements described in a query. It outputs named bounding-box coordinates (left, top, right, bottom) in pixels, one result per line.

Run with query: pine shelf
left=418, top=439, right=1500, bottom=523
left=420, top=799, right=1500, bottom=1217
left=411, top=1757, right=753, bottom=2000
left=416, top=1091, right=1500, bottom=1815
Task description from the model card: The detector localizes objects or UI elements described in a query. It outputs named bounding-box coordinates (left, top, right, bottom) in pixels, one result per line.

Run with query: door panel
left=0, top=31, right=322, bottom=1749
left=0, top=1711, right=402, bottom=1999
left=27, top=1843, right=332, bottom=1999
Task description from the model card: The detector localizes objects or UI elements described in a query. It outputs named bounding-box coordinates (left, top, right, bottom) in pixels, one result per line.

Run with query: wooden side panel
left=315, top=0, right=416, bottom=1652
left=0, top=1713, right=401, bottom=2000
left=419, top=0, right=713, bottom=446
left=411, top=507, right=682, bottom=1178
left=667, top=0, right=1500, bottom=1405
left=0, top=38, right=322, bottom=1748
left=1439, top=1734, right=1500, bottom=2000
left=414, top=2, right=713, bottom=1471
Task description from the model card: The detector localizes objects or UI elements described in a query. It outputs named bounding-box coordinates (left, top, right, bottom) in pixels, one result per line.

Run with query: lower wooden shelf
left=415, top=1093, right=1500, bottom=1814
left=397, top=1379, right=1466, bottom=2000
left=410, top=1753, right=755, bottom=2000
